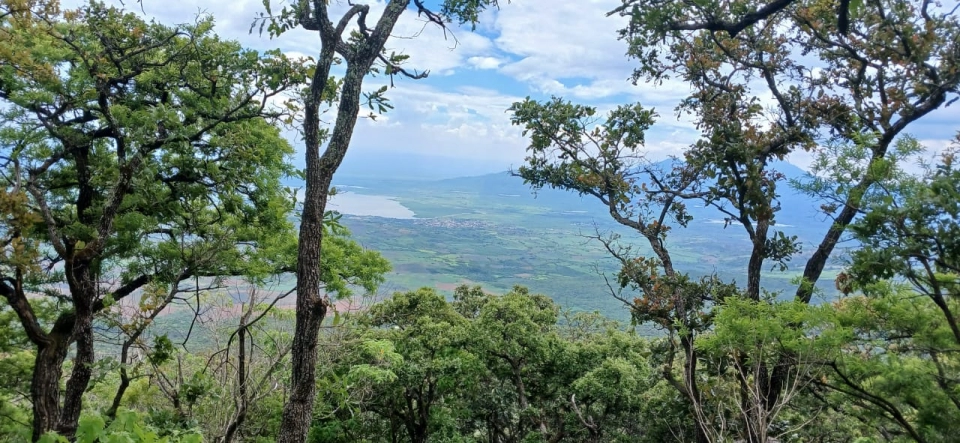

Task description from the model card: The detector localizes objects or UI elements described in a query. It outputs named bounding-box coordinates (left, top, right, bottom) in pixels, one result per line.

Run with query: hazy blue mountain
left=431, top=171, right=600, bottom=210
left=334, top=150, right=514, bottom=181
left=419, top=160, right=826, bottom=235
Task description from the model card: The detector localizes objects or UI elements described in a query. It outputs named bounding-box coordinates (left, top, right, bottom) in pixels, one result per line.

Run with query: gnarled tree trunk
left=30, top=334, right=70, bottom=441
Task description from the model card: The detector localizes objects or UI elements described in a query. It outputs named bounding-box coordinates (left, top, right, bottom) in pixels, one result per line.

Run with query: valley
left=325, top=165, right=845, bottom=322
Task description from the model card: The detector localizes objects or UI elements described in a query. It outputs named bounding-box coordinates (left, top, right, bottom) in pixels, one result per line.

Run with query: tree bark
left=275, top=106, right=332, bottom=443
left=31, top=335, right=70, bottom=442
left=44, top=261, right=96, bottom=439
left=746, top=218, right=768, bottom=301
left=19, top=291, right=97, bottom=442
left=276, top=49, right=348, bottom=443
left=56, top=311, right=94, bottom=437
left=276, top=63, right=370, bottom=443
left=106, top=363, right=131, bottom=420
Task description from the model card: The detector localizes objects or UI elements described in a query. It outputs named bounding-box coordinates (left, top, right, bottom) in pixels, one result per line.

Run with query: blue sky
left=93, top=0, right=959, bottom=177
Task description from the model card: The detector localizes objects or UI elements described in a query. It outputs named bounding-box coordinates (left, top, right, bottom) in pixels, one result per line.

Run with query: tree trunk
left=223, top=302, right=253, bottom=443
left=276, top=47, right=348, bottom=443
left=56, top=310, right=94, bottom=438
left=693, top=417, right=711, bottom=443
left=275, top=157, right=331, bottom=443
left=31, top=337, right=70, bottom=442
left=46, top=262, right=98, bottom=439
left=746, top=219, right=768, bottom=301
left=681, top=335, right=711, bottom=443
left=276, top=2, right=411, bottom=441
left=26, top=294, right=82, bottom=442
left=106, top=366, right=131, bottom=420
left=402, top=400, right=429, bottom=443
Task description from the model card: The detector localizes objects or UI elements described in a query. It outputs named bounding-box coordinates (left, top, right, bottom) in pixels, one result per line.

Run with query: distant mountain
left=432, top=171, right=601, bottom=211
left=421, top=159, right=830, bottom=241
left=334, top=150, right=514, bottom=181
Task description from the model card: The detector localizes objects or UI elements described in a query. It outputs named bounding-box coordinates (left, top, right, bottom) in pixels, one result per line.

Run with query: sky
left=87, top=0, right=959, bottom=178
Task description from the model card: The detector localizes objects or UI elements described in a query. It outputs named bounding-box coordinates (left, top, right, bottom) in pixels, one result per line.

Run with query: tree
left=359, top=288, right=479, bottom=443
left=306, top=285, right=672, bottom=443
left=470, top=286, right=571, bottom=442
left=565, top=322, right=656, bottom=442
left=0, top=1, right=307, bottom=438
left=848, top=140, right=960, bottom=343
left=510, top=0, right=960, bottom=440
left=253, top=1, right=504, bottom=441
left=813, top=143, right=960, bottom=442
left=821, top=283, right=960, bottom=442
left=696, top=298, right=837, bottom=442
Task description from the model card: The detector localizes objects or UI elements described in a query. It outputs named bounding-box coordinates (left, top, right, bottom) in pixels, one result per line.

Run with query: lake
left=327, top=192, right=416, bottom=219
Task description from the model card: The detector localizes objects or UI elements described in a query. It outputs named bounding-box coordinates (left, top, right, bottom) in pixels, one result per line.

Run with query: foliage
left=696, top=299, right=838, bottom=441
left=510, top=0, right=960, bottom=440
left=815, top=148, right=960, bottom=442
left=38, top=409, right=202, bottom=443
left=848, top=146, right=960, bottom=341
left=307, top=285, right=676, bottom=443
left=822, top=283, right=960, bottom=442
left=0, top=0, right=308, bottom=438
left=318, top=232, right=391, bottom=298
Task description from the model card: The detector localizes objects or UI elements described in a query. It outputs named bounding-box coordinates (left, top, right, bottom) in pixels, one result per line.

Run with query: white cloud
left=103, top=0, right=498, bottom=75
left=467, top=56, right=505, bottom=70
left=74, top=0, right=960, bottom=174
left=489, top=0, right=642, bottom=98
left=343, top=83, right=528, bottom=164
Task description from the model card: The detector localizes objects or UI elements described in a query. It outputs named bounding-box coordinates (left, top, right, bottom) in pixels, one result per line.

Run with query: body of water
left=328, top=192, right=416, bottom=219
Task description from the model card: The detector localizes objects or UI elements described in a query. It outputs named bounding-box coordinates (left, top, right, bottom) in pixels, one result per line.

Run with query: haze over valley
left=320, top=160, right=844, bottom=320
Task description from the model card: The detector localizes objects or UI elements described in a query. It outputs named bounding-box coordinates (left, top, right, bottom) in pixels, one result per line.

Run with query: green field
left=328, top=172, right=843, bottom=321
